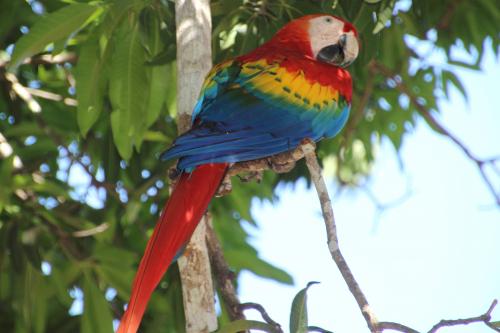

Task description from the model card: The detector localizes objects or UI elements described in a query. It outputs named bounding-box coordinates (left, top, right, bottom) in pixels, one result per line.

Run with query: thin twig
left=25, top=87, right=77, bottom=106
left=427, top=299, right=499, bottom=333
left=205, top=220, right=245, bottom=321
left=35, top=207, right=86, bottom=260
left=0, top=131, right=23, bottom=168
left=342, top=60, right=377, bottom=146
left=72, top=223, right=109, bottom=238
left=373, top=61, right=500, bottom=206
left=239, top=302, right=283, bottom=333
left=0, top=53, right=77, bottom=68
left=377, top=322, right=420, bottom=333
left=361, top=181, right=413, bottom=225
left=300, top=140, right=379, bottom=333
left=4, top=72, right=41, bottom=112
left=436, top=0, right=463, bottom=30
left=35, top=116, right=123, bottom=202
left=3, top=69, right=76, bottom=110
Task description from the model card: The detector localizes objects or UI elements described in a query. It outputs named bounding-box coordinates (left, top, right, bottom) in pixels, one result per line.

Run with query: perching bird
left=117, top=14, right=359, bottom=333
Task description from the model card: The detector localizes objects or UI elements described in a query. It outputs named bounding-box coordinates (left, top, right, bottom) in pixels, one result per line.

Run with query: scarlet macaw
left=118, top=14, right=359, bottom=333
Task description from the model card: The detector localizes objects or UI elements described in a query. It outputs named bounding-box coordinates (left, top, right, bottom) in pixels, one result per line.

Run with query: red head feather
left=239, top=14, right=358, bottom=100
left=258, top=14, right=358, bottom=56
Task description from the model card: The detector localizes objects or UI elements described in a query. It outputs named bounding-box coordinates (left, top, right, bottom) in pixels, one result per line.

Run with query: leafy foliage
left=0, top=0, right=498, bottom=332
left=216, top=282, right=325, bottom=333
left=289, top=281, right=319, bottom=333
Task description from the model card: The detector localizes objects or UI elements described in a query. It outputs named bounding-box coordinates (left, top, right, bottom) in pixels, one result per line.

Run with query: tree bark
left=175, top=0, right=217, bottom=332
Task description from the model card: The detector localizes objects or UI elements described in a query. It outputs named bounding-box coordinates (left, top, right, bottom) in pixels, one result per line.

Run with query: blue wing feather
left=161, top=59, right=350, bottom=170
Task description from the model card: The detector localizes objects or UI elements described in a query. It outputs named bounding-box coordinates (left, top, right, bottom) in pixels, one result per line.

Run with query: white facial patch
left=308, top=16, right=359, bottom=66
left=308, top=16, right=345, bottom=58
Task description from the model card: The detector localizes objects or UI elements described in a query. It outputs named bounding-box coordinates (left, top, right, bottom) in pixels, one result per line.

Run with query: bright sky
left=238, top=45, right=500, bottom=332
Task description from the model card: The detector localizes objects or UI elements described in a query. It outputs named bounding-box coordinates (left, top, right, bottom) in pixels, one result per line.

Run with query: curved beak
left=317, top=33, right=359, bottom=68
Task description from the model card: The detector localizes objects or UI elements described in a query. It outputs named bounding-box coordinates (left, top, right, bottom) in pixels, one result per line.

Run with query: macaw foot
left=173, top=140, right=316, bottom=197
left=237, top=170, right=263, bottom=183
left=216, top=170, right=263, bottom=197
left=227, top=142, right=308, bottom=178
left=268, top=155, right=296, bottom=173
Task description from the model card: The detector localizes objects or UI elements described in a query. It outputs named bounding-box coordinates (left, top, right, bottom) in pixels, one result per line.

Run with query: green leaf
left=9, top=3, right=101, bottom=70
left=147, top=44, right=176, bottom=65
left=93, top=243, right=136, bottom=268
left=364, top=0, right=383, bottom=3
left=216, top=319, right=280, bottom=333
left=17, top=138, right=57, bottom=162
left=76, top=33, right=108, bottom=137
left=41, top=105, right=78, bottom=133
left=22, top=265, right=48, bottom=333
left=141, top=8, right=168, bottom=131
left=0, top=156, right=15, bottom=205
left=96, top=265, right=134, bottom=299
left=110, top=19, right=149, bottom=159
left=93, top=243, right=136, bottom=297
left=23, top=244, right=42, bottom=272
left=143, top=130, right=171, bottom=143
left=290, top=282, right=319, bottom=333
left=448, top=59, right=480, bottom=71
left=441, top=69, right=468, bottom=101
left=165, top=61, right=178, bottom=117
left=81, top=272, right=114, bottom=333
left=145, top=64, right=169, bottom=127
left=49, top=266, right=74, bottom=307
left=3, top=122, right=44, bottom=138
left=373, top=0, right=395, bottom=34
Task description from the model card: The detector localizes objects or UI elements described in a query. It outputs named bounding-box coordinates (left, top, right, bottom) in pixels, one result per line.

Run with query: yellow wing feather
left=240, top=59, right=342, bottom=112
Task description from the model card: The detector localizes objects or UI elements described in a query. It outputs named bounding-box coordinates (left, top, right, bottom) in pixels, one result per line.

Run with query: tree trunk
left=175, top=1, right=217, bottom=332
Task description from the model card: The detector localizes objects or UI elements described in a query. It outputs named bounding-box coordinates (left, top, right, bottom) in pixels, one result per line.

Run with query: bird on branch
left=117, top=14, right=359, bottom=333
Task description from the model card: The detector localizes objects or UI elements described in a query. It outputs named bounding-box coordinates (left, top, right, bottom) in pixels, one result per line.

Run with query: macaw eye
left=324, top=17, right=333, bottom=23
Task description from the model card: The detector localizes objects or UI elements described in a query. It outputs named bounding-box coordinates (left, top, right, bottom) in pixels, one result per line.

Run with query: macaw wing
left=162, top=57, right=350, bottom=170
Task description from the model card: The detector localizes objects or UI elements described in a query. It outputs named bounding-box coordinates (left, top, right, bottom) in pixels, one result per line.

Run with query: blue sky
left=238, top=46, right=500, bottom=332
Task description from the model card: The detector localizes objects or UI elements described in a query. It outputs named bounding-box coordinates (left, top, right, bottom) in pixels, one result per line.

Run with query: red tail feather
left=117, top=163, right=228, bottom=333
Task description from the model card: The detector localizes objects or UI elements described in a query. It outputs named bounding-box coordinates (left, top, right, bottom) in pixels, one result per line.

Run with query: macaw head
left=268, top=14, right=359, bottom=68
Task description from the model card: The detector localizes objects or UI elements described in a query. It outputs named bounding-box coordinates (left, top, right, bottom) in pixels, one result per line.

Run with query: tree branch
left=25, top=86, right=77, bottom=106
left=342, top=60, right=377, bottom=146
left=2, top=68, right=77, bottom=111
left=4, top=72, right=41, bottom=113
left=427, top=299, right=499, bottom=333
left=300, top=140, right=379, bottom=333
left=436, top=0, right=463, bottom=30
left=205, top=220, right=245, bottom=321
left=360, top=180, right=413, bottom=224
left=373, top=61, right=500, bottom=206
left=238, top=302, right=283, bottom=333
left=0, top=131, right=23, bottom=169
left=299, top=140, right=499, bottom=333
left=377, top=322, right=420, bottom=333
left=0, top=52, right=77, bottom=68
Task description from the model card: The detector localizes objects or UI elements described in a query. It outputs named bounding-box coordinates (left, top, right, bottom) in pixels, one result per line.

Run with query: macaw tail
left=117, top=163, right=228, bottom=333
